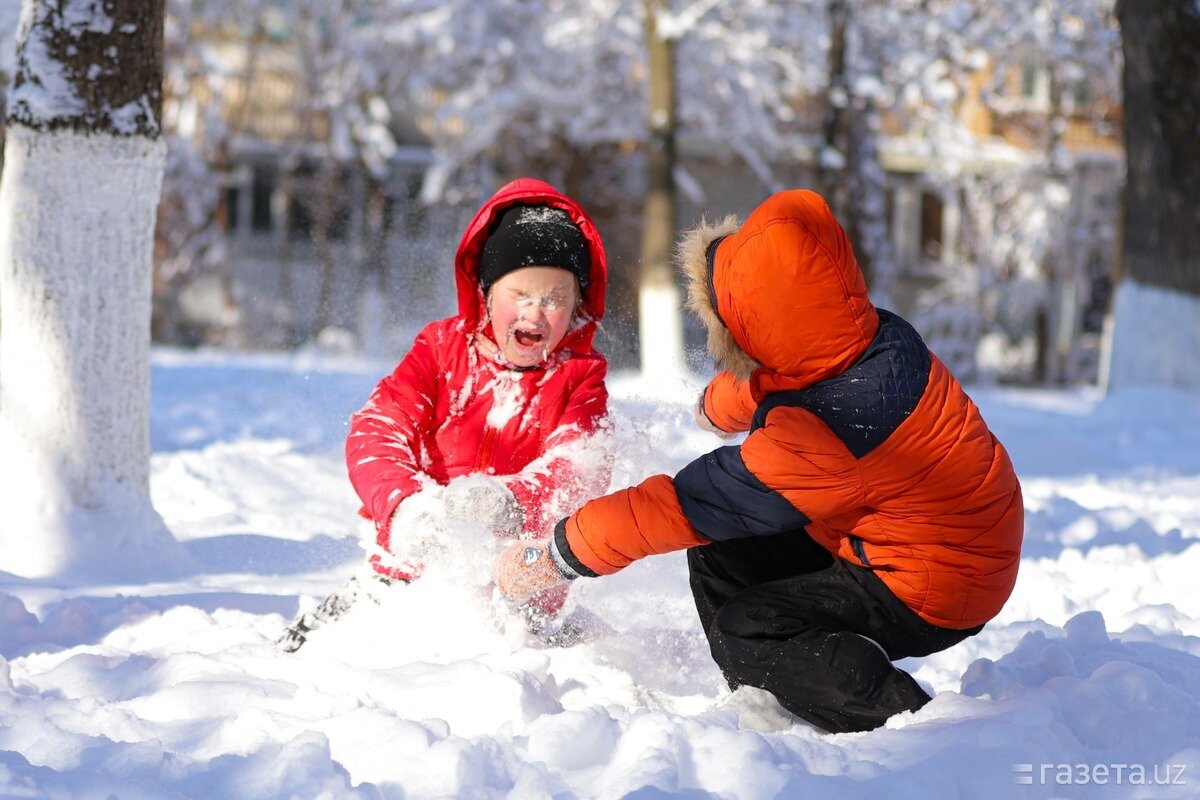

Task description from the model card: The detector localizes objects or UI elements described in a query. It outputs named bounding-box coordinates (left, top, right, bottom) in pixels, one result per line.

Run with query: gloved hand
left=368, top=484, right=453, bottom=581
left=441, top=475, right=523, bottom=536
left=493, top=539, right=576, bottom=603
left=694, top=390, right=736, bottom=439
left=384, top=485, right=451, bottom=565
left=374, top=478, right=523, bottom=582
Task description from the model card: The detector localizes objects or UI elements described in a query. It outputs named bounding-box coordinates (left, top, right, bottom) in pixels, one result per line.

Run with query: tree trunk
left=1039, top=73, right=1069, bottom=385
left=844, top=102, right=896, bottom=307
left=818, top=2, right=893, bottom=306
left=1104, top=0, right=1200, bottom=389
left=276, top=164, right=300, bottom=347
left=357, top=174, right=391, bottom=358
left=0, top=0, right=190, bottom=580
left=313, top=160, right=339, bottom=336
left=816, top=0, right=848, bottom=214
left=639, top=0, right=686, bottom=377
left=200, top=20, right=269, bottom=345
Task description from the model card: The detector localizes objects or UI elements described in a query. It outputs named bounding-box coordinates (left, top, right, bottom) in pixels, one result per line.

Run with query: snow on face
left=486, top=266, right=579, bottom=368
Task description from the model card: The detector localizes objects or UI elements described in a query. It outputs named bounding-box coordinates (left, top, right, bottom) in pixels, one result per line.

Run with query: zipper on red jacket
left=476, top=426, right=498, bottom=473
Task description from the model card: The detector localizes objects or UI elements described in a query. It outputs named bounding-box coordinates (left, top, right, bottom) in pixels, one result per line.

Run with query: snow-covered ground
left=2, top=349, right=1199, bottom=799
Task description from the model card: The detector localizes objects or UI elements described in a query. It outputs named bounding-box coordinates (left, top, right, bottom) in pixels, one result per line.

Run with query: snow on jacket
left=555, top=189, right=1022, bottom=630
left=346, top=178, right=612, bottom=562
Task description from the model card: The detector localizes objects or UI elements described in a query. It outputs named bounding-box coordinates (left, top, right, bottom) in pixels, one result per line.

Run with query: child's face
left=487, top=266, right=580, bottom=367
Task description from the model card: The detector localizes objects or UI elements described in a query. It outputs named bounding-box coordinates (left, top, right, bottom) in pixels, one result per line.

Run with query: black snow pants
left=688, top=529, right=983, bottom=734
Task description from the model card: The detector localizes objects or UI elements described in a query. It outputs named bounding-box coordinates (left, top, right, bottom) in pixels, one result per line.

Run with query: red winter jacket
left=346, top=179, right=611, bottom=569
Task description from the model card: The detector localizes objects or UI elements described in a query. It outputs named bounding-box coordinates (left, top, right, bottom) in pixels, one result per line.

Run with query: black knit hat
left=478, top=204, right=590, bottom=293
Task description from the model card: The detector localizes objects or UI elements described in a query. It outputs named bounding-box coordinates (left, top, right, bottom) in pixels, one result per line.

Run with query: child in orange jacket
left=495, top=189, right=1023, bottom=733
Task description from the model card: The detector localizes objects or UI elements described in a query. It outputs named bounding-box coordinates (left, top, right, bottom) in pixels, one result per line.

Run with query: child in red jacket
left=281, top=178, right=611, bottom=651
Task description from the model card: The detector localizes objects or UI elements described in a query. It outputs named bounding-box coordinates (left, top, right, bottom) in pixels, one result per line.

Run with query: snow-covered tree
left=837, top=0, right=1120, bottom=384
left=950, top=0, right=1119, bottom=383
left=144, top=0, right=1123, bottom=384
left=153, top=0, right=276, bottom=346
left=1104, top=0, right=1200, bottom=389
left=815, top=0, right=908, bottom=307
left=0, top=2, right=19, bottom=144
left=246, top=0, right=407, bottom=349
left=0, top=0, right=190, bottom=580
left=370, top=0, right=826, bottom=371
left=154, top=0, right=409, bottom=350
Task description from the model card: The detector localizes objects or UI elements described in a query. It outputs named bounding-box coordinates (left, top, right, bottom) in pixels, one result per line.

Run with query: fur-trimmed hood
left=675, top=190, right=880, bottom=393
left=677, top=214, right=760, bottom=380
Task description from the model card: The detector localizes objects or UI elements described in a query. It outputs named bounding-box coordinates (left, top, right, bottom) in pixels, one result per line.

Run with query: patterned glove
left=493, top=539, right=577, bottom=603
left=441, top=475, right=523, bottom=536
left=369, top=486, right=449, bottom=580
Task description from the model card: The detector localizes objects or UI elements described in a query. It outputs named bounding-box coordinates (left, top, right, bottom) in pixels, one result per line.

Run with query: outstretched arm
left=495, top=405, right=865, bottom=599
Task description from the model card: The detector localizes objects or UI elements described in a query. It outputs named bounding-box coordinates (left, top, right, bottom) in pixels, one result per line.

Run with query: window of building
left=251, top=165, right=275, bottom=233
left=1021, top=65, right=1039, bottom=98
left=287, top=193, right=313, bottom=241
left=1070, top=79, right=1091, bottom=110
left=1081, top=273, right=1111, bottom=335
left=285, top=165, right=351, bottom=242
left=920, top=191, right=943, bottom=261
left=1017, top=65, right=1051, bottom=109
left=224, top=186, right=241, bottom=232
left=400, top=173, right=428, bottom=239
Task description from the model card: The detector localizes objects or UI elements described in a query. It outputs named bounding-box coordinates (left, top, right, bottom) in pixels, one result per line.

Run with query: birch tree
left=0, top=0, right=190, bottom=580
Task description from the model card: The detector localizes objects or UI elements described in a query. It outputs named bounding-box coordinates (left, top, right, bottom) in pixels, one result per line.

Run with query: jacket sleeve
left=702, top=371, right=757, bottom=433
left=559, top=404, right=864, bottom=576
left=345, top=324, right=441, bottom=545
left=502, top=358, right=613, bottom=537
left=556, top=474, right=709, bottom=576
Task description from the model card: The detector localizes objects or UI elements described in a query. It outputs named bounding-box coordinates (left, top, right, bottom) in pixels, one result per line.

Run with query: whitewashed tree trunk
left=1102, top=281, right=1200, bottom=389
left=639, top=0, right=686, bottom=379
left=1105, top=0, right=1200, bottom=390
left=0, top=0, right=190, bottom=581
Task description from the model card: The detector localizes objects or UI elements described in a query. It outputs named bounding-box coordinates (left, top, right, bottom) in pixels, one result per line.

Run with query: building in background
left=34, top=4, right=1119, bottom=383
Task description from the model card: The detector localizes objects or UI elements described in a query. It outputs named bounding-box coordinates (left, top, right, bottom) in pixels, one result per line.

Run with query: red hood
left=455, top=178, right=607, bottom=356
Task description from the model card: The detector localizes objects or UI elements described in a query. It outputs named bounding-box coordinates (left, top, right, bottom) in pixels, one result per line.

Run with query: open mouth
left=513, top=329, right=545, bottom=348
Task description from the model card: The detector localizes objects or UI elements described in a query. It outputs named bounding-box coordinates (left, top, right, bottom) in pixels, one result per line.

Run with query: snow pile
left=1, top=351, right=1198, bottom=798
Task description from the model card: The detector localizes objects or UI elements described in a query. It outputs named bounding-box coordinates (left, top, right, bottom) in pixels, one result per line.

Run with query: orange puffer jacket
left=555, top=190, right=1022, bottom=629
